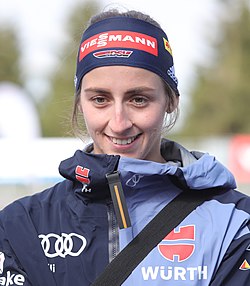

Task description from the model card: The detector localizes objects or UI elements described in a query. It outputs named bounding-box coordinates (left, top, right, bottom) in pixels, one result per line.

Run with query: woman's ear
left=78, top=104, right=83, bottom=113
left=166, top=95, right=179, bottom=113
left=77, top=96, right=83, bottom=113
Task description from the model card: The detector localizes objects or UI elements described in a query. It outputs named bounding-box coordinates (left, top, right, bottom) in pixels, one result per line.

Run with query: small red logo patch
left=75, top=165, right=90, bottom=184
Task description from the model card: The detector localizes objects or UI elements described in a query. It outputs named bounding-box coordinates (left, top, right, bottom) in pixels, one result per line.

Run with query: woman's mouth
left=109, top=135, right=140, bottom=145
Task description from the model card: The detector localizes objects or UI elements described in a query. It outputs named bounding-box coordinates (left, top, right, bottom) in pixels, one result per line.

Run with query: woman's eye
left=92, top=97, right=107, bottom=105
left=132, top=97, right=148, bottom=106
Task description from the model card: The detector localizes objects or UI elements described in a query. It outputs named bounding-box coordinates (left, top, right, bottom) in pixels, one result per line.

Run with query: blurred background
left=0, top=0, right=250, bottom=209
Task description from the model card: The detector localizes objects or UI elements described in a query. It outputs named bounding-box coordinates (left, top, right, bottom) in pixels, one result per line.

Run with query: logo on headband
left=79, top=31, right=158, bottom=61
left=163, top=38, right=172, bottom=56
left=93, top=50, right=133, bottom=58
left=167, top=65, right=178, bottom=85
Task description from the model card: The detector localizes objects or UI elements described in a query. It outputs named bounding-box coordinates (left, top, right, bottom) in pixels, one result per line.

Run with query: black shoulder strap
left=92, top=189, right=213, bottom=286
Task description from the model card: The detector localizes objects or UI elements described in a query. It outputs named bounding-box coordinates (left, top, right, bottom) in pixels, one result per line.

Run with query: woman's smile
left=107, top=134, right=141, bottom=145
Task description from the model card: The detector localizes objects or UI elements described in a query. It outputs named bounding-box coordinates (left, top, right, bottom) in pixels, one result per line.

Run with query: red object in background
left=229, top=135, right=250, bottom=183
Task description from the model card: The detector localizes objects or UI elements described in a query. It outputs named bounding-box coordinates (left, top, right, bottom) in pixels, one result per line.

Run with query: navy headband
left=75, top=17, right=179, bottom=95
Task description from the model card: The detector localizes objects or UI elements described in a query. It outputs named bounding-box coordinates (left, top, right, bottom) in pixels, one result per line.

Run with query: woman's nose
left=108, top=104, right=133, bottom=134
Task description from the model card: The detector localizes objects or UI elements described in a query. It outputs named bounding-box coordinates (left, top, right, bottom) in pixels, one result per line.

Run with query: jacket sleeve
left=210, top=224, right=250, bottom=285
left=0, top=214, right=32, bottom=286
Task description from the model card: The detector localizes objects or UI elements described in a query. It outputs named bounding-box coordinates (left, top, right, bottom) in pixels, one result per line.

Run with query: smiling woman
left=0, top=7, right=249, bottom=286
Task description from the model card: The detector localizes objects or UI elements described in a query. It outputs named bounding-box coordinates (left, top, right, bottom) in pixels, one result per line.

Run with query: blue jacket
left=0, top=140, right=249, bottom=285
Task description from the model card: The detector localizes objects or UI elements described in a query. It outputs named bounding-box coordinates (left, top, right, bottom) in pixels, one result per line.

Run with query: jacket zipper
left=107, top=201, right=119, bottom=262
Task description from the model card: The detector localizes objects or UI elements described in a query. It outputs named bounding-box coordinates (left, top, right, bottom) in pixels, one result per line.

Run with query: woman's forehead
left=81, top=66, right=164, bottom=89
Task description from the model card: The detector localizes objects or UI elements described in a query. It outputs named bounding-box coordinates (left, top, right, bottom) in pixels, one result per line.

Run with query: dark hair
left=88, top=9, right=162, bottom=29
left=72, top=9, right=179, bottom=138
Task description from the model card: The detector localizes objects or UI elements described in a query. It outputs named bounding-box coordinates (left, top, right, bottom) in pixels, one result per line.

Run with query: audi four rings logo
left=38, top=233, right=87, bottom=258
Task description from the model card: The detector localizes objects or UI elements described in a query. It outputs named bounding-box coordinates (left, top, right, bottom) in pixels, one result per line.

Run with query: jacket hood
left=58, top=139, right=236, bottom=200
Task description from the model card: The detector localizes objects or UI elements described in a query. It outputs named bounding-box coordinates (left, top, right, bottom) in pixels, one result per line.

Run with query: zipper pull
left=106, top=171, right=131, bottom=229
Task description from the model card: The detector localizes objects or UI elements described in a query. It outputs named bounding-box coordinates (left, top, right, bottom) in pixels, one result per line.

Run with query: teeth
left=111, top=136, right=137, bottom=145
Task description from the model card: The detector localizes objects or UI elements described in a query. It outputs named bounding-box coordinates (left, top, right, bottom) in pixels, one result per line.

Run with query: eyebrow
left=83, top=88, right=109, bottom=94
left=125, top=87, right=156, bottom=95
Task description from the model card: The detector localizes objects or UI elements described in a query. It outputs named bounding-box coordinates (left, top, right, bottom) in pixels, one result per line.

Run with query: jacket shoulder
left=213, top=188, right=250, bottom=215
left=0, top=179, right=72, bottom=220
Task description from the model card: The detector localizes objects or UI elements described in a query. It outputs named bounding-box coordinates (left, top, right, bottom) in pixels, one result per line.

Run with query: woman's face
left=80, top=66, right=170, bottom=162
